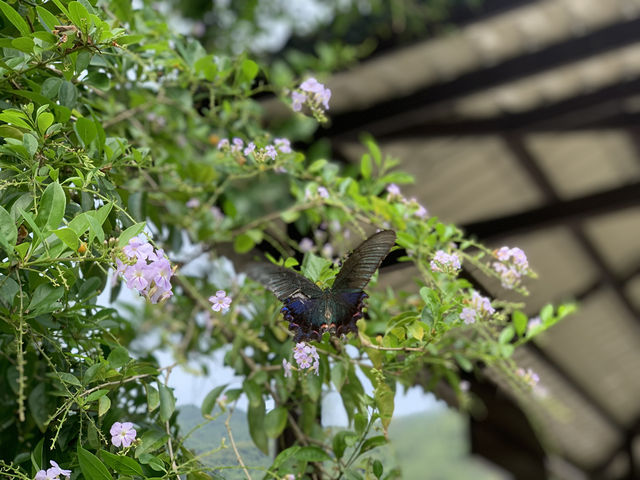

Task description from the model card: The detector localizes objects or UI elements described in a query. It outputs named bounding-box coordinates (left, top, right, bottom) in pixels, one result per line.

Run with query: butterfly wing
left=332, top=230, right=396, bottom=292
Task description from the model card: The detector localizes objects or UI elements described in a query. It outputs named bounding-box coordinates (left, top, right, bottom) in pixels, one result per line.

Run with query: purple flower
left=35, top=460, right=71, bottom=480
left=317, top=186, right=329, bottom=199
left=264, top=145, right=277, bottom=160
left=300, top=77, right=324, bottom=94
left=321, top=243, right=334, bottom=258
left=293, top=342, right=319, bottom=374
left=470, top=291, right=495, bottom=316
left=49, top=461, right=71, bottom=479
left=460, top=307, right=477, bottom=325
left=430, top=250, right=461, bottom=273
left=117, top=240, right=175, bottom=303
left=459, top=380, right=470, bottom=392
left=282, top=359, right=293, bottom=378
left=299, top=237, right=314, bottom=252
left=243, top=142, right=256, bottom=156
left=387, top=183, right=401, bottom=196
left=415, top=204, right=428, bottom=219
left=291, top=91, right=306, bottom=112
left=231, top=137, right=244, bottom=153
left=186, top=198, right=200, bottom=208
left=274, top=138, right=292, bottom=153
left=217, top=138, right=229, bottom=150
left=492, top=246, right=530, bottom=289
left=124, top=259, right=152, bottom=292
left=516, top=367, right=540, bottom=387
left=527, top=316, right=542, bottom=333
left=123, top=236, right=154, bottom=260
left=110, top=421, right=137, bottom=448
left=210, top=206, right=224, bottom=222
left=209, top=290, right=232, bottom=313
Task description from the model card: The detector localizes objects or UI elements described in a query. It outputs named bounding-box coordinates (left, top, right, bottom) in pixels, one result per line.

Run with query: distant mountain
left=177, top=406, right=507, bottom=480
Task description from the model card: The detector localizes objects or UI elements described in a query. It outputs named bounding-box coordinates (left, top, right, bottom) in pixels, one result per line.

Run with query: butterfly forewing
left=245, top=262, right=322, bottom=301
left=332, top=230, right=396, bottom=292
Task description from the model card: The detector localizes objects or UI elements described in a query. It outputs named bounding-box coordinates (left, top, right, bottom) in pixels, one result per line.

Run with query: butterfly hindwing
left=332, top=230, right=396, bottom=292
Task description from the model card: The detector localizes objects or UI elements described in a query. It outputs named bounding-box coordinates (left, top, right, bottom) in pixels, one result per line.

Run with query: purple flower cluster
left=527, top=316, right=542, bottom=334
left=115, top=237, right=174, bottom=304
left=218, top=137, right=292, bottom=162
left=460, top=291, right=495, bottom=325
left=430, top=250, right=461, bottom=273
left=110, top=421, right=137, bottom=448
left=209, top=290, right=232, bottom=313
left=492, top=246, right=530, bottom=289
left=282, top=359, right=293, bottom=378
left=292, top=342, right=320, bottom=375
left=385, top=184, right=429, bottom=219
left=35, top=461, right=71, bottom=480
left=291, top=77, right=331, bottom=122
left=516, top=367, right=540, bottom=387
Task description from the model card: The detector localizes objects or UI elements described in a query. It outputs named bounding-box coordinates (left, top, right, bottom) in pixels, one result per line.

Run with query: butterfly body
left=247, top=230, right=396, bottom=342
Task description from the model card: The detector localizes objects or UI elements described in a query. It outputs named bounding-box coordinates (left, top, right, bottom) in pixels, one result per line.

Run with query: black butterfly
left=247, top=230, right=396, bottom=342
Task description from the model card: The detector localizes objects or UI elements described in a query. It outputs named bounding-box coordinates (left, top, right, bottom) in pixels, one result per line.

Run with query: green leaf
left=0, top=274, right=19, bottom=307
left=23, top=133, right=38, bottom=158
left=27, top=284, right=64, bottom=314
left=68, top=1, right=90, bottom=29
left=58, top=372, right=82, bottom=386
left=332, top=430, right=357, bottom=460
left=107, top=346, right=129, bottom=369
left=540, top=304, right=554, bottom=323
left=374, top=378, right=394, bottom=431
left=53, top=227, right=79, bottom=251
left=239, top=58, right=259, bottom=83
left=12, top=37, right=34, bottom=53
left=296, top=446, right=331, bottom=462
left=359, top=435, right=387, bottom=455
left=360, top=153, right=372, bottom=179
left=36, top=6, right=59, bottom=31
left=117, top=222, right=146, bottom=247
left=513, top=310, right=528, bottom=337
left=84, top=389, right=109, bottom=403
left=201, top=384, right=226, bottom=417
left=135, top=430, right=168, bottom=457
left=31, top=437, right=44, bottom=473
left=35, top=181, right=65, bottom=232
left=0, top=205, right=17, bottom=252
left=98, top=395, right=110, bottom=416
left=77, top=446, right=112, bottom=480
left=58, top=81, right=77, bottom=109
left=233, top=233, right=255, bottom=254
left=74, top=117, right=97, bottom=146
left=41, top=77, right=61, bottom=99
left=28, top=383, right=48, bottom=432
left=37, top=112, right=54, bottom=135
left=0, top=1, right=31, bottom=36
left=373, top=459, right=383, bottom=478
left=331, top=362, right=346, bottom=391
left=158, top=384, right=175, bottom=422
left=247, top=402, right=268, bottom=454
left=273, top=446, right=300, bottom=468
left=146, top=384, right=160, bottom=412
left=100, top=451, right=143, bottom=476
left=499, top=325, right=515, bottom=345
left=264, top=406, right=288, bottom=438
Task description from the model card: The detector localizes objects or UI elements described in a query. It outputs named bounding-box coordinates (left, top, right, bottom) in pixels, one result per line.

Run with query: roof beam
left=462, top=181, right=640, bottom=240
left=320, top=17, right=640, bottom=140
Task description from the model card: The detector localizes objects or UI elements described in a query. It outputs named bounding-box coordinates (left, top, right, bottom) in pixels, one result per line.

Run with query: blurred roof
left=302, top=0, right=640, bottom=478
